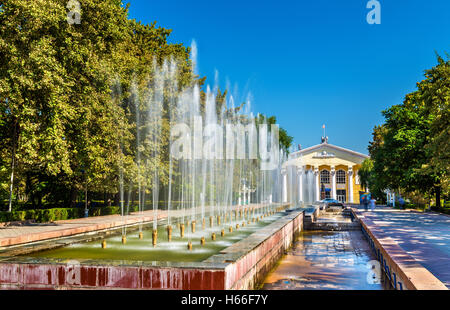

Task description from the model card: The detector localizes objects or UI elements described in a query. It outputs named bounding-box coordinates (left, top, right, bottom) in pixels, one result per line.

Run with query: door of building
left=337, top=190, right=346, bottom=202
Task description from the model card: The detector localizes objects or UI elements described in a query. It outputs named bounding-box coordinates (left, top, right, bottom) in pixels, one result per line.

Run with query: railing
left=360, top=225, right=403, bottom=290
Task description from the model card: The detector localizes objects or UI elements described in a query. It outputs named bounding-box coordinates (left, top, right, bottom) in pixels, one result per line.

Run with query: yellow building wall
left=353, top=165, right=363, bottom=203
left=318, top=165, right=331, bottom=175
left=284, top=145, right=368, bottom=204
left=315, top=164, right=363, bottom=203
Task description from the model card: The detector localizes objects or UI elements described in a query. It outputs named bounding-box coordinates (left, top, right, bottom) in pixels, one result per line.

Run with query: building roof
left=289, top=142, right=369, bottom=160
left=283, top=142, right=369, bottom=169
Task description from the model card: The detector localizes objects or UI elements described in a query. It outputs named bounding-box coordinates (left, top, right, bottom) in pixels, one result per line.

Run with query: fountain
left=0, top=42, right=308, bottom=290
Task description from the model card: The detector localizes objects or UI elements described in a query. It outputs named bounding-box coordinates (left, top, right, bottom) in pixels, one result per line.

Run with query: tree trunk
left=114, top=192, right=119, bottom=206
left=84, top=185, right=88, bottom=211
left=38, top=192, right=42, bottom=208
left=436, top=186, right=441, bottom=208
left=8, top=121, right=17, bottom=212
left=69, top=187, right=77, bottom=207
left=8, top=155, right=15, bottom=212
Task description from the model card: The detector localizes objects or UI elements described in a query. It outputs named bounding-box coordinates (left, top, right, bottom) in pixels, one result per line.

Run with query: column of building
left=348, top=167, right=354, bottom=203
left=331, top=166, right=336, bottom=200
left=314, top=167, right=320, bottom=201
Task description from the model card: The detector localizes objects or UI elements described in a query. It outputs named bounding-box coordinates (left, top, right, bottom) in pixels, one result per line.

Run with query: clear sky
left=126, top=0, right=450, bottom=154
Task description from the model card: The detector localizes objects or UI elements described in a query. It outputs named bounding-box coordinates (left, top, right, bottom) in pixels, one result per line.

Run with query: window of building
left=320, top=170, right=330, bottom=184
left=336, top=170, right=346, bottom=184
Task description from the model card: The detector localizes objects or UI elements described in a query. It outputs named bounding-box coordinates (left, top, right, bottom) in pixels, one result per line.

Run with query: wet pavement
left=262, top=230, right=390, bottom=290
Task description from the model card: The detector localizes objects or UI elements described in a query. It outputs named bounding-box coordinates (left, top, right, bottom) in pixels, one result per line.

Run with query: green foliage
left=0, top=208, right=77, bottom=223
left=0, top=0, right=294, bottom=212
left=0, top=205, right=143, bottom=223
left=358, top=159, right=373, bottom=192
left=430, top=206, right=450, bottom=215
left=403, top=203, right=427, bottom=211
left=0, top=0, right=191, bottom=208
left=367, top=54, right=449, bottom=205
left=418, top=55, right=450, bottom=196
left=255, top=114, right=293, bottom=155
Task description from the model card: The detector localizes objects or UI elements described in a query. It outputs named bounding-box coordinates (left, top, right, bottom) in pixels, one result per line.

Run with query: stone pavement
left=0, top=210, right=165, bottom=247
left=355, top=205, right=450, bottom=288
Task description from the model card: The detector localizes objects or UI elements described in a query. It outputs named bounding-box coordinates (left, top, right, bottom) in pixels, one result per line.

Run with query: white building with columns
left=282, top=139, right=369, bottom=204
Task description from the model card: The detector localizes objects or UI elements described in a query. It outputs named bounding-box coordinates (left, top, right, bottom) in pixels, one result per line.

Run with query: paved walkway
left=0, top=210, right=166, bottom=247
left=355, top=206, right=450, bottom=288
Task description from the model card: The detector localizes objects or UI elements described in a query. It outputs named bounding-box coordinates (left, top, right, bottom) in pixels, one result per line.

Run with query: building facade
left=282, top=139, right=369, bottom=204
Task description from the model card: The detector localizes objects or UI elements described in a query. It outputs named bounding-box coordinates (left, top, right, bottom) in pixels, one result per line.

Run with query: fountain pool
left=24, top=209, right=285, bottom=263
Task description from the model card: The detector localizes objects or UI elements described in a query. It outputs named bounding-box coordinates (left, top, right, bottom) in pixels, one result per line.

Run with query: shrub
left=0, top=212, right=12, bottom=222
left=0, top=205, right=141, bottom=223
left=89, top=206, right=121, bottom=216
left=403, top=203, right=427, bottom=211
left=0, top=208, right=80, bottom=223
left=430, top=206, right=450, bottom=215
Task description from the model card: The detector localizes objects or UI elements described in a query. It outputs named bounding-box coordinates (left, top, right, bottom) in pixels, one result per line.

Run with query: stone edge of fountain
left=0, top=206, right=304, bottom=290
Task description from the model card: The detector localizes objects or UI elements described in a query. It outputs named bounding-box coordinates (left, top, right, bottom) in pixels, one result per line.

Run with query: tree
left=368, top=54, right=449, bottom=207
left=0, top=0, right=295, bottom=211
left=0, top=0, right=75, bottom=210
left=358, top=159, right=373, bottom=192
left=255, top=114, right=293, bottom=155
left=0, top=0, right=194, bottom=209
left=419, top=55, right=450, bottom=200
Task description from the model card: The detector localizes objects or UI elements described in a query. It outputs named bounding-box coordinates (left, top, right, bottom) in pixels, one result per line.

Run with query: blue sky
left=127, top=0, right=449, bottom=154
